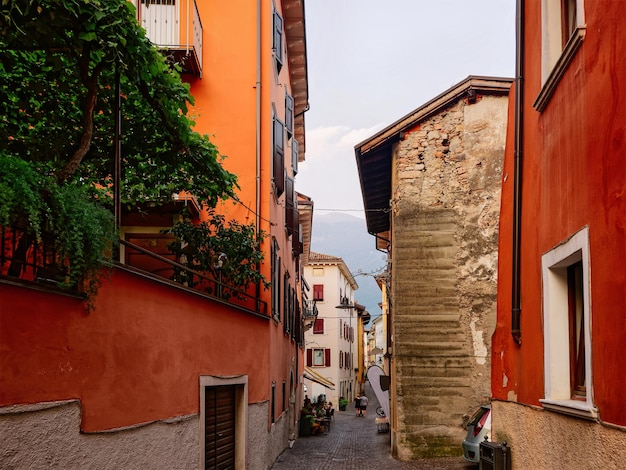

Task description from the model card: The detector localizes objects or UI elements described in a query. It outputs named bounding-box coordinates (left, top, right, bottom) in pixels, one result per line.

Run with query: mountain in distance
left=309, top=212, right=386, bottom=324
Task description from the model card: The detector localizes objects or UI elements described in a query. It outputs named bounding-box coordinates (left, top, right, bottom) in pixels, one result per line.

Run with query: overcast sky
left=296, top=0, right=516, bottom=218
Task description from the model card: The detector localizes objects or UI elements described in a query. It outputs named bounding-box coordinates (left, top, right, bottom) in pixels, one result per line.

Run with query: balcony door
left=140, top=0, right=179, bottom=47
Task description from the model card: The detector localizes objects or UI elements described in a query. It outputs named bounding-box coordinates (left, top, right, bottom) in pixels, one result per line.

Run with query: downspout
left=255, top=0, right=262, bottom=309
left=511, top=0, right=524, bottom=346
left=256, top=0, right=262, bottom=232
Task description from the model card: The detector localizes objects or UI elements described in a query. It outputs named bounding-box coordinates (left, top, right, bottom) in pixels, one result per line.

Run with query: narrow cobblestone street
left=272, top=382, right=477, bottom=469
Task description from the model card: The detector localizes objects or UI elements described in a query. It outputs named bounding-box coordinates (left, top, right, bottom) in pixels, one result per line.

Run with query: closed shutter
left=273, top=117, right=285, bottom=196
left=325, top=348, right=331, bottom=367
left=205, top=385, right=236, bottom=469
left=307, top=348, right=312, bottom=366
left=313, top=284, right=324, bottom=301
left=313, top=318, right=324, bottom=334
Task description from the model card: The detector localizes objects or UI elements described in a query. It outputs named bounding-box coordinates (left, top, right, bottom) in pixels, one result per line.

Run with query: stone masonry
left=389, top=93, right=509, bottom=460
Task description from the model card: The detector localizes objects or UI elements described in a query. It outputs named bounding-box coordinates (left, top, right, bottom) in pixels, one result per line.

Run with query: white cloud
left=297, top=124, right=383, bottom=218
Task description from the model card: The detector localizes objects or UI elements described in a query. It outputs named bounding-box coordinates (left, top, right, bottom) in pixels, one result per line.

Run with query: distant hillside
left=309, top=212, right=385, bottom=323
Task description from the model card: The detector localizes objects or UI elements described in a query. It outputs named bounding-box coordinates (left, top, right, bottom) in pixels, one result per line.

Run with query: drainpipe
left=255, top=0, right=262, bottom=233
left=255, top=0, right=262, bottom=309
left=511, top=0, right=524, bottom=346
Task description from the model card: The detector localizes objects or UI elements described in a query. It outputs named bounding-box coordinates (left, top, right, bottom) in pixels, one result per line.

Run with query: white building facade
left=303, top=252, right=358, bottom=407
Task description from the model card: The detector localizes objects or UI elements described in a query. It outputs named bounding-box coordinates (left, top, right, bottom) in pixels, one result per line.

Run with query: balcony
left=134, top=0, right=203, bottom=77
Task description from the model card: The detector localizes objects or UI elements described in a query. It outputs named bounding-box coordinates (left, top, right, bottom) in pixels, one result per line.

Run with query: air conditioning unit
left=479, top=439, right=511, bottom=470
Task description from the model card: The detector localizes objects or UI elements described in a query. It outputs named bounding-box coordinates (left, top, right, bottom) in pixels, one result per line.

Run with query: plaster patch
left=470, top=319, right=487, bottom=365
left=502, top=372, right=508, bottom=388
left=507, top=390, right=518, bottom=402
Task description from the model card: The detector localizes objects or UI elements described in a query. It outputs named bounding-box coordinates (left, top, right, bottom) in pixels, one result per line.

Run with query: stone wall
left=390, top=94, right=508, bottom=459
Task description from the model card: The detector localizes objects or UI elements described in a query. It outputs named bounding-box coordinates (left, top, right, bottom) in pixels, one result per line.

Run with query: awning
left=303, top=366, right=335, bottom=390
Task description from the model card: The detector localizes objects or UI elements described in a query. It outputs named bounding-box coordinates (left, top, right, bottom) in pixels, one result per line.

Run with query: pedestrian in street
left=354, top=394, right=361, bottom=416
left=359, top=394, right=369, bottom=416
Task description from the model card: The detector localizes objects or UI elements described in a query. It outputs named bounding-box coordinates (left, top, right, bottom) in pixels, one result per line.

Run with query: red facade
left=491, top=1, right=626, bottom=466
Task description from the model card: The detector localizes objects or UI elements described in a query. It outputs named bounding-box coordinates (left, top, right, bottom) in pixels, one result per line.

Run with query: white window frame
left=540, top=226, right=597, bottom=419
left=535, top=0, right=586, bottom=111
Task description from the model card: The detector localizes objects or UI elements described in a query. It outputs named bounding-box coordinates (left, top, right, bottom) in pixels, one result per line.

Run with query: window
left=312, top=267, right=324, bottom=277
left=285, top=93, right=294, bottom=140
left=271, top=238, right=281, bottom=320
left=285, top=176, right=295, bottom=235
left=307, top=348, right=331, bottom=367
left=283, top=272, right=290, bottom=328
left=534, top=0, right=585, bottom=111
left=313, top=284, right=324, bottom=301
left=291, top=138, right=299, bottom=176
left=540, top=227, right=597, bottom=419
left=273, top=9, right=283, bottom=72
left=313, top=318, right=324, bottom=334
left=273, top=116, right=285, bottom=196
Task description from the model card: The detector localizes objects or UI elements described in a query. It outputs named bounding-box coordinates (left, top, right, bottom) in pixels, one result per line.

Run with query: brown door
left=205, top=385, right=236, bottom=469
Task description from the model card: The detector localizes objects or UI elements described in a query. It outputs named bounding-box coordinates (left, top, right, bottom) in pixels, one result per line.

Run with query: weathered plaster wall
left=0, top=401, right=198, bottom=470
left=390, top=94, right=508, bottom=459
left=492, top=400, right=626, bottom=469
left=0, top=399, right=286, bottom=470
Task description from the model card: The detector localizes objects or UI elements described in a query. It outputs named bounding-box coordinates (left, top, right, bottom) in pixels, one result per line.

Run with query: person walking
left=354, top=394, right=361, bottom=416
left=359, top=394, right=369, bottom=416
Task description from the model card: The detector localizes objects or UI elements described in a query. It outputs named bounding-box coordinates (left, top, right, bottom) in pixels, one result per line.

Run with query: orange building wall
left=0, top=270, right=269, bottom=432
left=492, top=0, right=626, bottom=425
left=183, top=0, right=303, bottom=424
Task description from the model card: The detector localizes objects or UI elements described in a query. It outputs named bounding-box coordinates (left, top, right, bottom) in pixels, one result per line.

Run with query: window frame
left=540, top=226, right=597, bottom=420
left=313, top=284, right=324, bottom=301
left=271, top=238, right=281, bottom=321
left=273, top=8, right=283, bottom=73
left=273, top=115, right=285, bottom=197
left=534, top=0, right=586, bottom=111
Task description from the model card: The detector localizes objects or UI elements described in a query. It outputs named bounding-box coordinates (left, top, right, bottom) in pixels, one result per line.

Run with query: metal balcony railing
left=135, top=0, right=203, bottom=76
left=302, top=299, right=318, bottom=319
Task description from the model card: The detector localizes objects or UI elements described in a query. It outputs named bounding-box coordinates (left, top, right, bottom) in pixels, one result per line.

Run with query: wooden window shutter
left=313, top=318, right=324, bottom=334
left=273, top=10, right=283, bottom=71
left=313, top=284, right=324, bottom=301
left=307, top=349, right=312, bottom=367
left=339, top=350, right=343, bottom=368
left=285, top=93, right=294, bottom=139
left=325, top=348, right=331, bottom=367
left=273, top=117, right=285, bottom=196
left=291, top=138, right=299, bottom=175
left=285, top=176, right=294, bottom=234
left=292, top=211, right=302, bottom=255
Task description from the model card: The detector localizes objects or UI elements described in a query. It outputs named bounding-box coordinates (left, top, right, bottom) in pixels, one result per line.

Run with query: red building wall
left=492, top=0, right=626, bottom=426
left=0, top=269, right=269, bottom=432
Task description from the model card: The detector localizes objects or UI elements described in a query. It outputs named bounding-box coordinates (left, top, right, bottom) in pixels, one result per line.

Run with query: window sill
left=540, top=398, right=598, bottom=421
left=533, top=27, right=586, bottom=112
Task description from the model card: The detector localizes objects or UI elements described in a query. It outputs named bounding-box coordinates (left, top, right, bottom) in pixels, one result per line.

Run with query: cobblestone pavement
left=271, top=382, right=477, bottom=470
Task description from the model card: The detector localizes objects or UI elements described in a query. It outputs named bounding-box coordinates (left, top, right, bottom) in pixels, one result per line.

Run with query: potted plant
left=338, top=398, right=349, bottom=411
left=299, top=412, right=314, bottom=437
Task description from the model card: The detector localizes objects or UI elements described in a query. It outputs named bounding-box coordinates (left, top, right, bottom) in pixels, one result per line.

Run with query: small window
left=313, top=284, right=324, bottom=301
left=291, top=138, right=299, bottom=176
left=273, top=116, right=285, bottom=196
left=273, top=9, right=283, bottom=72
left=306, top=348, right=331, bottom=367
left=285, top=176, right=295, bottom=235
left=271, top=238, right=281, bottom=320
left=313, top=318, right=324, bottom=334
left=535, top=0, right=585, bottom=111
left=540, top=227, right=596, bottom=419
left=285, top=93, right=294, bottom=139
